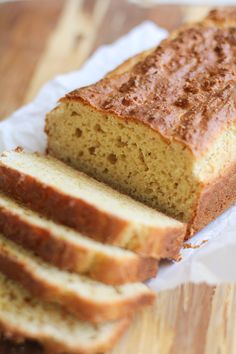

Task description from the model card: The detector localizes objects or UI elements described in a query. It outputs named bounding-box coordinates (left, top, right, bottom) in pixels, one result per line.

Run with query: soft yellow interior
left=47, top=103, right=197, bottom=222
left=46, top=102, right=236, bottom=224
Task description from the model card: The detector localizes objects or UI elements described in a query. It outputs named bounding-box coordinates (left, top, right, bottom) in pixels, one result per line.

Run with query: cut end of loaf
left=46, top=88, right=236, bottom=236
left=46, top=101, right=198, bottom=223
left=45, top=9, right=236, bottom=236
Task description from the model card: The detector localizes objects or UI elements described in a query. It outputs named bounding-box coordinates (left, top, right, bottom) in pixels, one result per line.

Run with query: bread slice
left=45, top=8, right=236, bottom=237
left=0, top=192, right=157, bottom=285
left=0, top=272, right=130, bottom=354
left=0, top=149, right=185, bottom=259
left=0, top=233, right=155, bottom=323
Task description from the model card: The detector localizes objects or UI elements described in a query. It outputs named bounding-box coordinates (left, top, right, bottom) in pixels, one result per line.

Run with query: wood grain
left=23, top=0, right=184, bottom=103
left=0, top=283, right=236, bottom=354
left=112, top=283, right=236, bottom=354
left=0, top=0, right=187, bottom=118
left=1, top=1, right=236, bottom=354
left=0, top=0, right=64, bottom=119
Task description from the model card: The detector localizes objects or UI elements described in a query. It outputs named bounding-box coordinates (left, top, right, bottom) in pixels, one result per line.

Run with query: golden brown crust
left=63, top=13, right=236, bottom=157
left=188, top=162, right=236, bottom=237
left=0, top=163, right=130, bottom=241
left=0, top=247, right=155, bottom=323
left=205, top=7, right=236, bottom=26
left=106, top=49, right=153, bottom=78
left=134, top=226, right=185, bottom=261
left=0, top=203, right=158, bottom=285
left=0, top=162, right=185, bottom=260
left=0, top=315, right=131, bottom=354
left=54, top=8, right=236, bottom=239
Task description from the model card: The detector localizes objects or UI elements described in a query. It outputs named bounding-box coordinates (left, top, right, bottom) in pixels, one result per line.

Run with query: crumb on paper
left=183, top=239, right=208, bottom=249
left=176, top=254, right=182, bottom=262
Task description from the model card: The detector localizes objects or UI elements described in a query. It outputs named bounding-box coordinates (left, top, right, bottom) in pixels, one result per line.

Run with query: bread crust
left=0, top=314, right=130, bottom=354
left=0, top=162, right=185, bottom=259
left=63, top=27, right=236, bottom=157
left=106, top=49, right=153, bottom=78
left=0, top=164, right=128, bottom=243
left=205, top=7, right=236, bottom=26
left=49, top=9, right=236, bottom=238
left=0, top=203, right=158, bottom=285
left=59, top=92, right=236, bottom=241
left=188, top=162, right=236, bottom=237
left=0, top=245, right=155, bottom=323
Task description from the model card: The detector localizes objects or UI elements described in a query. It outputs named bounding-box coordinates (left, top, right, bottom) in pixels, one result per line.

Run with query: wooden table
left=0, top=1, right=236, bottom=353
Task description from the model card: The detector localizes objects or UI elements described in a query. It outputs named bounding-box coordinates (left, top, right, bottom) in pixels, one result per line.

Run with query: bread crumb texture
left=46, top=13, right=236, bottom=229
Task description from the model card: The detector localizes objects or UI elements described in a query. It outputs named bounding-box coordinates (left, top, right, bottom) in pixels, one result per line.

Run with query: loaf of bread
left=0, top=149, right=185, bottom=259
left=46, top=8, right=236, bottom=236
left=0, top=234, right=154, bottom=323
left=0, top=272, right=130, bottom=354
left=0, top=191, right=157, bottom=285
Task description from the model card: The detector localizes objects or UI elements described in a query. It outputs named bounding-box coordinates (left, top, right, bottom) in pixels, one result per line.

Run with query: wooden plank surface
left=0, top=283, right=236, bottom=354
left=0, top=1, right=235, bottom=354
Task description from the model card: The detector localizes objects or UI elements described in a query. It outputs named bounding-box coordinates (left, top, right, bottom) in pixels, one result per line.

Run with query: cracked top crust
left=63, top=9, right=236, bottom=156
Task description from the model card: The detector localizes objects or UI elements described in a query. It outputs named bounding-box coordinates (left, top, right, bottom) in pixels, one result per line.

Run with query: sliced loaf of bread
left=0, top=192, right=157, bottom=285
left=45, top=10, right=236, bottom=237
left=0, top=234, right=155, bottom=323
left=0, top=149, right=185, bottom=259
left=0, top=272, right=130, bottom=354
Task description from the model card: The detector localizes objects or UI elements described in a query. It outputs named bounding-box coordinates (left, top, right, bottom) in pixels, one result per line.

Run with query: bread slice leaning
left=0, top=272, right=130, bottom=354
left=0, top=149, right=185, bottom=259
left=0, top=234, right=155, bottom=323
left=0, top=192, right=157, bottom=285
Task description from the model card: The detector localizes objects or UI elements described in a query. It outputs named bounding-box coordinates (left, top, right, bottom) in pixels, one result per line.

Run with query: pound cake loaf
left=0, top=149, right=185, bottom=259
left=46, top=8, right=236, bottom=236
left=0, top=191, right=157, bottom=285
left=0, top=234, right=154, bottom=323
left=0, top=272, right=130, bottom=354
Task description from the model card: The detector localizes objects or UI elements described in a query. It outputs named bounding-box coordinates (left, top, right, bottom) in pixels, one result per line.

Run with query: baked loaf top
left=206, top=7, right=236, bottom=25
left=63, top=9, right=236, bottom=156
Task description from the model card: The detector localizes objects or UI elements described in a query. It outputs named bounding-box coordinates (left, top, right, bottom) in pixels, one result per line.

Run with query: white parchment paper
left=2, top=22, right=236, bottom=292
